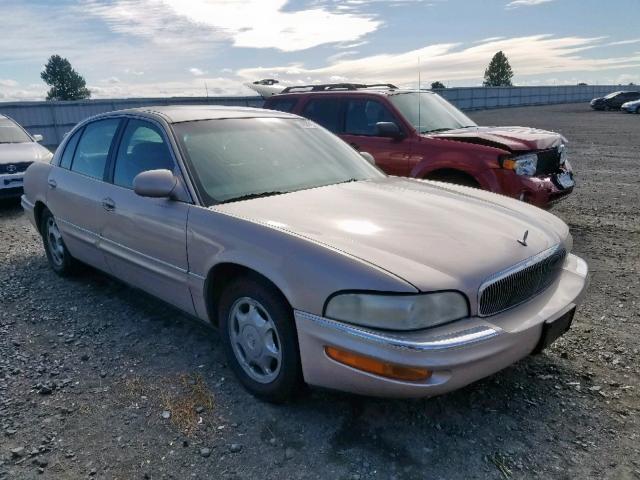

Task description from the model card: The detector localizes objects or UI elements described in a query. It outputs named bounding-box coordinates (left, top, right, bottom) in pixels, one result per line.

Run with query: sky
left=1, top=0, right=639, bottom=101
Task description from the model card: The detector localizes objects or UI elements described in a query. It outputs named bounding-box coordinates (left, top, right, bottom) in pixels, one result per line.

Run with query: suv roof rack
left=280, top=83, right=398, bottom=93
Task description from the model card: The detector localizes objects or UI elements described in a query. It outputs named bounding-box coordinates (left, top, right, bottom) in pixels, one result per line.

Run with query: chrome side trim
left=296, top=311, right=501, bottom=351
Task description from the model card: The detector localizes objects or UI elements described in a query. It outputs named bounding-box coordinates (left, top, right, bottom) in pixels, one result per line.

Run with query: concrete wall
left=435, top=85, right=622, bottom=111
left=0, top=85, right=623, bottom=149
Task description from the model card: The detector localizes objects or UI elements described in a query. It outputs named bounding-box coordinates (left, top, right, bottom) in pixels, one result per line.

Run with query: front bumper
left=0, top=173, right=25, bottom=198
left=497, top=170, right=574, bottom=209
left=295, top=254, right=589, bottom=398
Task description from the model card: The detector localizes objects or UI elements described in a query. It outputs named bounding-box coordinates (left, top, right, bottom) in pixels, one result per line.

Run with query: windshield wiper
left=334, top=178, right=359, bottom=185
left=220, top=191, right=286, bottom=204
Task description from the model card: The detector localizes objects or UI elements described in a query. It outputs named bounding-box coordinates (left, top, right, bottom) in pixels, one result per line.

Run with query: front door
left=99, top=118, right=195, bottom=315
left=340, top=98, right=412, bottom=176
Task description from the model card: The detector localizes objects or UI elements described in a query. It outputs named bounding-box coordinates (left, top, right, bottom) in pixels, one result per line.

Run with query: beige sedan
left=22, top=106, right=588, bottom=402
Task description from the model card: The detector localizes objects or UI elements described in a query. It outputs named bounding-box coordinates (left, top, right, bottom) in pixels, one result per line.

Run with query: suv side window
left=345, top=99, right=398, bottom=136
left=302, top=98, right=342, bottom=132
left=59, top=128, right=82, bottom=169
left=70, top=119, right=120, bottom=180
left=113, top=119, right=174, bottom=189
left=265, top=98, right=298, bottom=113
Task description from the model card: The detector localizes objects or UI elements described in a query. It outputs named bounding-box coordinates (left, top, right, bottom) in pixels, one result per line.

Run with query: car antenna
left=417, top=56, right=421, bottom=133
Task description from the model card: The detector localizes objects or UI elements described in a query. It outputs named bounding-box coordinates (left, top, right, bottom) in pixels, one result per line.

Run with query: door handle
left=102, top=198, right=116, bottom=211
left=47, top=178, right=57, bottom=189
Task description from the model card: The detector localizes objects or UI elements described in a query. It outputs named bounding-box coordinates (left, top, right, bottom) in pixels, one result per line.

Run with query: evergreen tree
left=483, top=51, right=514, bottom=87
left=430, top=81, right=446, bottom=89
left=41, top=55, right=91, bottom=101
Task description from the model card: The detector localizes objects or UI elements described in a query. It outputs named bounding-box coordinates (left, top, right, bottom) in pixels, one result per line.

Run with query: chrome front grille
left=478, top=245, right=566, bottom=317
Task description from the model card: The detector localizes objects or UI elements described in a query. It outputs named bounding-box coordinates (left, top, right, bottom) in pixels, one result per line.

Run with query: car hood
left=212, top=177, right=568, bottom=296
left=0, top=142, right=51, bottom=165
left=427, top=126, right=565, bottom=152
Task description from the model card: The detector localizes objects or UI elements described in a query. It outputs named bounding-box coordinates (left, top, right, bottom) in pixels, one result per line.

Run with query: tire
left=40, top=208, right=80, bottom=276
left=218, top=275, right=302, bottom=402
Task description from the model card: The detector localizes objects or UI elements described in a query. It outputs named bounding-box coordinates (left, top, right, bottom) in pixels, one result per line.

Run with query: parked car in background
left=590, top=91, right=640, bottom=110
left=22, top=106, right=589, bottom=402
left=0, top=114, right=52, bottom=199
left=259, top=83, right=575, bottom=209
left=621, top=98, right=640, bottom=114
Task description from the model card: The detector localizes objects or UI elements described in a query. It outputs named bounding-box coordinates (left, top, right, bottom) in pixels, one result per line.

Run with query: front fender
left=186, top=205, right=417, bottom=322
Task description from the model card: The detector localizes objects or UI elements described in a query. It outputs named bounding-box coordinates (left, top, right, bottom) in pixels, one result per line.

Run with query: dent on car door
left=99, top=118, right=195, bottom=315
left=340, top=98, right=411, bottom=176
left=46, top=118, right=121, bottom=271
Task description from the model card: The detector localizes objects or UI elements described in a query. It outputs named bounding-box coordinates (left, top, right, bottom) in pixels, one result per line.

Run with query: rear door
left=100, top=117, right=195, bottom=314
left=46, top=118, right=122, bottom=271
left=340, top=97, right=412, bottom=176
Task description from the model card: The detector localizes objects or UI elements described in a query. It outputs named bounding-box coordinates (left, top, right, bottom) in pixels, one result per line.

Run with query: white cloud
left=0, top=79, right=19, bottom=87
left=607, top=38, right=640, bottom=46
left=237, top=35, right=640, bottom=88
left=83, top=0, right=380, bottom=52
left=506, top=0, right=553, bottom=8
left=189, top=67, right=206, bottom=76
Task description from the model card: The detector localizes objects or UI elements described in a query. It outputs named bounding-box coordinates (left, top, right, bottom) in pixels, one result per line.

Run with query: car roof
left=101, top=105, right=299, bottom=124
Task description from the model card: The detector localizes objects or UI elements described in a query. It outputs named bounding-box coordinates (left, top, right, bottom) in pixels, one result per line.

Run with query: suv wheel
left=218, top=276, right=302, bottom=402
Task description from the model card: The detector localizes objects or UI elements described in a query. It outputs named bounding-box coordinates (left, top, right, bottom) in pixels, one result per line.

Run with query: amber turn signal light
left=324, top=346, right=432, bottom=382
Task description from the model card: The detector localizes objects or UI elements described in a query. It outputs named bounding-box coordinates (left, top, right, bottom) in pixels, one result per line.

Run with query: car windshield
left=388, top=92, right=477, bottom=134
left=0, top=118, right=32, bottom=143
left=173, top=117, right=384, bottom=205
left=604, top=91, right=623, bottom=99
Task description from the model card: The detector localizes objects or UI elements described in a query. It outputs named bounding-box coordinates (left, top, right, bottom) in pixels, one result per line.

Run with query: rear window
left=70, top=119, right=120, bottom=180
left=265, top=98, right=298, bottom=113
left=302, top=98, right=342, bottom=132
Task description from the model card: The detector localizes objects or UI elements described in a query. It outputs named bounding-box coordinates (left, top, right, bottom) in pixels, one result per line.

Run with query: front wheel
left=40, top=209, right=80, bottom=276
left=218, top=276, right=302, bottom=402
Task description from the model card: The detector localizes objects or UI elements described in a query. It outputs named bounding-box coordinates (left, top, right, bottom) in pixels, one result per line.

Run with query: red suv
left=262, top=83, right=575, bottom=208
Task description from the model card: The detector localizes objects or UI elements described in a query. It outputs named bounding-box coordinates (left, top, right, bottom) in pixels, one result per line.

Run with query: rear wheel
left=40, top=209, right=80, bottom=276
left=218, top=276, right=302, bottom=402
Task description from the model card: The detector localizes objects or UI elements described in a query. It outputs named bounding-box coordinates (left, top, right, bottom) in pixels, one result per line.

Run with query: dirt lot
left=1, top=103, right=639, bottom=480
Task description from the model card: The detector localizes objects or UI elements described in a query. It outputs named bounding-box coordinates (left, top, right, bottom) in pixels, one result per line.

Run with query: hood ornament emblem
left=6, top=165, right=17, bottom=174
left=517, top=230, right=529, bottom=247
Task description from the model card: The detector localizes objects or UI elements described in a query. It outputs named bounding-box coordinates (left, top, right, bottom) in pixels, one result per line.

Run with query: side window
left=345, top=99, right=397, bottom=136
left=113, top=119, right=174, bottom=189
left=265, top=98, right=298, bottom=113
left=70, top=119, right=120, bottom=180
left=302, top=98, right=342, bottom=132
left=59, top=128, right=82, bottom=169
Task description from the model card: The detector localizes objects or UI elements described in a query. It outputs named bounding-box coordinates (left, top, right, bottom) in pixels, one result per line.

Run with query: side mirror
left=133, top=169, right=177, bottom=198
left=33, top=134, right=43, bottom=142
left=360, top=152, right=376, bottom=165
left=376, top=122, right=404, bottom=139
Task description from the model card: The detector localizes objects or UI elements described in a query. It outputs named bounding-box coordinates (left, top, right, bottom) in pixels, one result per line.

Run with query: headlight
left=325, top=291, right=469, bottom=331
left=559, top=144, right=568, bottom=165
left=502, top=153, right=538, bottom=176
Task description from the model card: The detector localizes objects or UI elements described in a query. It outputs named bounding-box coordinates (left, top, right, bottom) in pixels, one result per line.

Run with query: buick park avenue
left=22, top=106, right=589, bottom=402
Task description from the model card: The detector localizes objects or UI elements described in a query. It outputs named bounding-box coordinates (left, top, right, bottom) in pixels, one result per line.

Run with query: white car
left=621, top=99, right=640, bottom=114
left=0, top=114, right=53, bottom=199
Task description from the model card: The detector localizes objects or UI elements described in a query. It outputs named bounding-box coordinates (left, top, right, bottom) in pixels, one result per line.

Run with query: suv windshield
left=0, top=118, right=32, bottom=144
left=173, top=117, right=383, bottom=205
left=389, top=92, right=476, bottom=134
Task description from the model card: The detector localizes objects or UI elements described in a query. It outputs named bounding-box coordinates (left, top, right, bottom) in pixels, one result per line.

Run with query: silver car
left=621, top=99, right=640, bottom=114
left=21, top=106, right=589, bottom=402
left=0, top=114, right=52, bottom=198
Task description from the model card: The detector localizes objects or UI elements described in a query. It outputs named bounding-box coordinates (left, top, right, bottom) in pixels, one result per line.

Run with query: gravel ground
left=1, top=103, right=639, bottom=480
